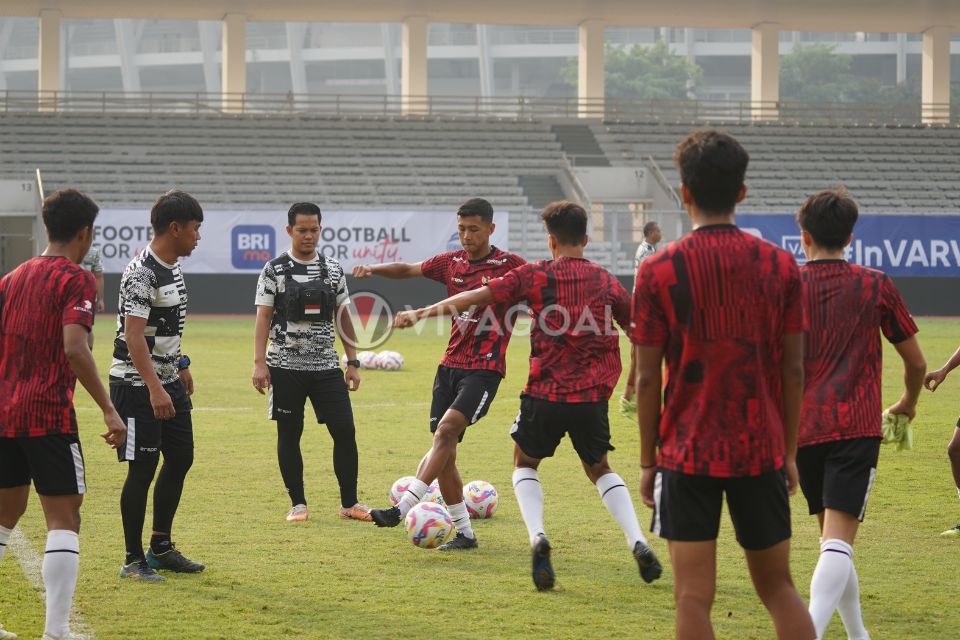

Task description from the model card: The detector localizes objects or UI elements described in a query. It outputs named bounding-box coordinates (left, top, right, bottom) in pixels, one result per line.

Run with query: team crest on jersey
left=481, top=276, right=491, bottom=285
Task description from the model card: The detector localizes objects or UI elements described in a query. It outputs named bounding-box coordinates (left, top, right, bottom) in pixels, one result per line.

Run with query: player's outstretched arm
left=352, top=262, right=424, bottom=280
left=780, top=332, right=804, bottom=495
left=252, top=305, right=272, bottom=395
left=635, top=343, right=664, bottom=508
left=63, top=324, right=126, bottom=448
left=888, top=336, right=926, bottom=419
left=393, top=286, right=494, bottom=328
left=925, top=342, right=960, bottom=392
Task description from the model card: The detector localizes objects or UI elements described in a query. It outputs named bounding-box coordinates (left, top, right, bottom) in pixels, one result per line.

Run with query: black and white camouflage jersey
left=110, top=247, right=187, bottom=386
left=255, top=252, right=349, bottom=372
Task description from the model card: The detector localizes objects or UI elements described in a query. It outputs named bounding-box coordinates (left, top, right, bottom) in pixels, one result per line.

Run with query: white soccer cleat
left=286, top=504, right=309, bottom=522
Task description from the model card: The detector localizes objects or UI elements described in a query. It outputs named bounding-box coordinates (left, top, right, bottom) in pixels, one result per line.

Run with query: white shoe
left=286, top=504, right=308, bottom=522
left=0, top=623, right=16, bottom=639
left=40, top=633, right=88, bottom=640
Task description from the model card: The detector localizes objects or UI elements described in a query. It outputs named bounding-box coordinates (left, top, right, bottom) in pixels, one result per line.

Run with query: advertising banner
left=93, top=210, right=510, bottom=274
left=738, top=214, right=960, bottom=277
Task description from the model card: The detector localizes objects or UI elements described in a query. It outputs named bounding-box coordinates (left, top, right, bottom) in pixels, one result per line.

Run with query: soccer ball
left=389, top=476, right=417, bottom=506
left=463, top=480, right=499, bottom=519
left=423, top=481, right=445, bottom=506
left=376, top=351, right=404, bottom=371
left=404, top=502, right=453, bottom=549
left=357, top=351, right=378, bottom=369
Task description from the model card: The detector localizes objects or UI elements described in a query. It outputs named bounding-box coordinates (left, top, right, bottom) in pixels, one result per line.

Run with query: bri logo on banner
left=232, top=225, right=275, bottom=270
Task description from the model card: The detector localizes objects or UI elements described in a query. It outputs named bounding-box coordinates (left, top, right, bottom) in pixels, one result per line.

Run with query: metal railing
left=1, top=90, right=957, bottom=125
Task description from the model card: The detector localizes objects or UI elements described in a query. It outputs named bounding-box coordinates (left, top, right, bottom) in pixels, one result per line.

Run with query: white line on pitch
left=9, top=527, right=95, bottom=640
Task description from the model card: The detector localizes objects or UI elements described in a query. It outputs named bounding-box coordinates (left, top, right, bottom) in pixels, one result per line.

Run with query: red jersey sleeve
left=630, top=263, right=668, bottom=346
left=609, top=275, right=632, bottom=332
left=488, top=262, right=533, bottom=305
left=879, top=275, right=918, bottom=344
left=61, top=269, right=96, bottom=330
left=783, top=259, right=804, bottom=334
left=421, top=252, right=454, bottom=285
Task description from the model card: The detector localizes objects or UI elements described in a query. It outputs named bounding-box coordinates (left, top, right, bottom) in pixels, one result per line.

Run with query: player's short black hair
left=151, top=190, right=203, bottom=234
left=797, top=188, right=859, bottom=251
left=288, top=202, right=322, bottom=226
left=42, top=188, right=99, bottom=243
left=456, top=198, right=494, bottom=224
left=674, top=128, right=749, bottom=215
left=642, top=221, right=660, bottom=238
left=540, top=200, right=588, bottom=246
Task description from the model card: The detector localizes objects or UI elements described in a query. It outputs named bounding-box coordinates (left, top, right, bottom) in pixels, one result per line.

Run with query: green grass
left=2, top=316, right=959, bottom=639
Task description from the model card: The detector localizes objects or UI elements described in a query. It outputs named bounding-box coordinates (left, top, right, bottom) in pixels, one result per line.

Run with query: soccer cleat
left=940, top=524, right=960, bottom=538
left=339, top=503, right=373, bottom=522
left=146, top=544, right=205, bottom=573
left=119, top=558, right=165, bottom=582
left=437, top=532, right=479, bottom=551
left=633, top=540, right=663, bottom=583
left=286, top=504, right=309, bottom=522
left=0, top=624, right=16, bottom=639
left=619, top=395, right=637, bottom=417
left=369, top=505, right=402, bottom=528
left=531, top=534, right=555, bottom=591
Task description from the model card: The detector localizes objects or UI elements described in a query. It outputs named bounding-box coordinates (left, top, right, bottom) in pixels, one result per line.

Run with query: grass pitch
left=1, top=316, right=958, bottom=639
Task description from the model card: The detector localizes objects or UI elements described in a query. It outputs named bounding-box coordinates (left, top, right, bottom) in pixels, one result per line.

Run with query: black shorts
left=268, top=367, right=354, bottom=431
left=430, top=366, right=502, bottom=442
left=0, top=434, right=87, bottom=496
left=797, top=437, right=880, bottom=521
left=652, top=468, right=791, bottom=551
left=509, top=395, right=614, bottom=465
left=111, top=380, right=194, bottom=463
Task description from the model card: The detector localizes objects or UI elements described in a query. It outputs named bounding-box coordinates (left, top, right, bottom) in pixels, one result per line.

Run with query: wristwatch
left=345, top=359, right=361, bottom=368
left=178, top=355, right=191, bottom=371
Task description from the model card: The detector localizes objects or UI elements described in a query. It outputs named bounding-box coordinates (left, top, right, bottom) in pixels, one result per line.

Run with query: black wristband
left=640, top=463, right=656, bottom=470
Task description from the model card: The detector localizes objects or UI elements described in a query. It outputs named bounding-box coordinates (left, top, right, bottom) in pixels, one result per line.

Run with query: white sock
left=596, top=472, right=649, bottom=548
left=42, top=530, right=80, bottom=639
left=837, top=563, right=870, bottom=640
left=0, top=525, right=11, bottom=563
left=397, top=479, right=429, bottom=517
left=447, top=502, right=475, bottom=539
left=809, top=538, right=853, bottom=639
left=512, top=467, right=545, bottom=546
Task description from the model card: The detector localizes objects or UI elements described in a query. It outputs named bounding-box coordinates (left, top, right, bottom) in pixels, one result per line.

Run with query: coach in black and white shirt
left=112, top=190, right=206, bottom=580
left=252, top=202, right=371, bottom=524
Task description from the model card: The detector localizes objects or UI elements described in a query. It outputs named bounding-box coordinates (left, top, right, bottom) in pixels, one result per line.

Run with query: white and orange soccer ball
left=423, top=480, right=445, bottom=506
left=463, top=480, right=499, bottom=519
left=357, top=351, right=379, bottom=369
left=389, top=476, right=417, bottom=506
left=404, top=502, right=453, bottom=549
left=375, top=351, right=404, bottom=371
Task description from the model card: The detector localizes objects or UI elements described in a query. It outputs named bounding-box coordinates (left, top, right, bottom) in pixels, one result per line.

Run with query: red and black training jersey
left=631, top=225, right=804, bottom=478
left=421, top=247, right=526, bottom=376
left=799, top=260, right=918, bottom=447
left=487, top=257, right=630, bottom=403
left=0, top=256, right=96, bottom=438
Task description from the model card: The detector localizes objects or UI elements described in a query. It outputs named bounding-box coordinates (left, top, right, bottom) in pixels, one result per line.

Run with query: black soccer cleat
left=633, top=540, right=663, bottom=583
left=119, top=558, right=165, bottom=582
left=437, top=532, right=479, bottom=551
left=531, top=534, right=555, bottom=591
left=369, top=506, right=402, bottom=528
left=146, top=544, right=205, bottom=573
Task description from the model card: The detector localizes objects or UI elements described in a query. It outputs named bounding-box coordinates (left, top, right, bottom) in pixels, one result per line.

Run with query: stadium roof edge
left=0, top=0, right=956, bottom=32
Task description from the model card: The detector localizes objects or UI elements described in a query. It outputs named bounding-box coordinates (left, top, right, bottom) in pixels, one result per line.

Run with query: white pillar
left=477, top=24, right=493, bottom=99
left=896, top=32, right=907, bottom=85
left=222, top=13, right=246, bottom=113
left=382, top=23, right=399, bottom=96
left=114, top=19, right=142, bottom=93
left=39, top=9, right=61, bottom=111
left=578, top=19, right=604, bottom=118
left=751, top=23, right=779, bottom=121
left=401, top=17, right=428, bottom=115
left=286, top=22, right=307, bottom=97
left=922, top=26, right=951, bottom=125
left=198, top=21, right=220, bottom=95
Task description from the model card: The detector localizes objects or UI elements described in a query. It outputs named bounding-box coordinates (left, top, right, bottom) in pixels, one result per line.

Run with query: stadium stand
left=594, top=120, right=960, bottom=213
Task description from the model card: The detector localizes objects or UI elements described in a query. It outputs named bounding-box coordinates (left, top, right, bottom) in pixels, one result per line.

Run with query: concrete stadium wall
left=101, top=274, right=959, bottom=318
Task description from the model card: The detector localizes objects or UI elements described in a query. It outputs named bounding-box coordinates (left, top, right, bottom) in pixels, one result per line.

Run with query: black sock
left=120, top=459, right=158, bottom=561
left=150, top=534, right=171, bottom=554
left=277, top=418, right=306, bottom=506
left=125, top=551, right=144, bottom=565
